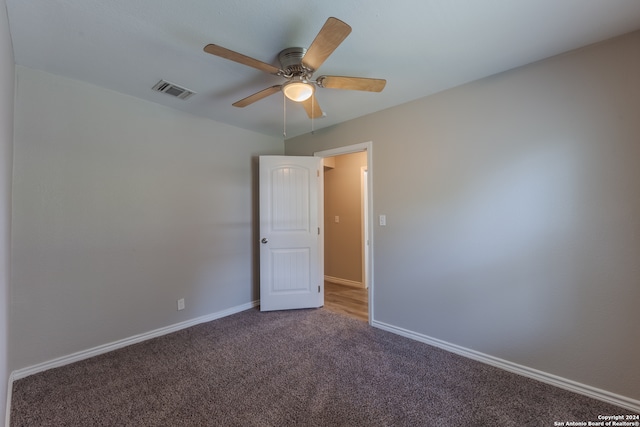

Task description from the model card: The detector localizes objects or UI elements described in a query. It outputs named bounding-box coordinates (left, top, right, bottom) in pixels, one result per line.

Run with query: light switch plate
left=379, top=215, right=386, bottom=226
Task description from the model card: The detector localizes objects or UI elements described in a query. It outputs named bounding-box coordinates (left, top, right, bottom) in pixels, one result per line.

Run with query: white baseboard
left=324, top=275, right=364, bottom=288
left=10, top=300, right=259, bottom=382
left=4, top=372, right=13, bottom=427
left=371, top=319, right=640, bottom=413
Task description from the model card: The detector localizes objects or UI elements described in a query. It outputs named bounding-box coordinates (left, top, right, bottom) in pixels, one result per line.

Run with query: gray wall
left=286, top=32, right=640, bottom=401
left=11, top=67, right=283, bottom=370
left=0, top=0, right=14, bottom=422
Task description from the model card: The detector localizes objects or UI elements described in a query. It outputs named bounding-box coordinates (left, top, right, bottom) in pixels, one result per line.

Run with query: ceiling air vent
left=152, top=80, right=195, bottom=100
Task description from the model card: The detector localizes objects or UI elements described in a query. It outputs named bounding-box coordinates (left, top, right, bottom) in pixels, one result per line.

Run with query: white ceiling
left=6, top=0, right=640, bottom=138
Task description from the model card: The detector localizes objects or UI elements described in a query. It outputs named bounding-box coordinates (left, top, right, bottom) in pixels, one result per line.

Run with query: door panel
left=259, top=156, right=323, bottom=311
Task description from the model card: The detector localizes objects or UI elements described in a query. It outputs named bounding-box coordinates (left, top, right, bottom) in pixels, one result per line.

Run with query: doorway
left=315, top=142, right=373, bottom=323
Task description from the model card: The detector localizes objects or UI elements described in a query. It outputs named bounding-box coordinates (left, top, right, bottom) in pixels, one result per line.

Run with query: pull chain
left=283, top=93, right=287, bottom=139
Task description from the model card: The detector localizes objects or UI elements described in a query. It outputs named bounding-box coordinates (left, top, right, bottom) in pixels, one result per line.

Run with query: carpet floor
left=11, top=308, right=634, bottom=426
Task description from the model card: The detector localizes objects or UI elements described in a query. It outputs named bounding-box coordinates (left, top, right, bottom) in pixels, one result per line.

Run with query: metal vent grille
left=152, top=80, right=195, bottom=100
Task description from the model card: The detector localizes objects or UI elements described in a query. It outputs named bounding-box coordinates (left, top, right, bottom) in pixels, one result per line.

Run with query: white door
left=259, top=156, right=323, bottom=311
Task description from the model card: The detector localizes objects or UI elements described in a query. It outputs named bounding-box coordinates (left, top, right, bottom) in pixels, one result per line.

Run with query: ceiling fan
left=203, top=17, right=386, bottom=118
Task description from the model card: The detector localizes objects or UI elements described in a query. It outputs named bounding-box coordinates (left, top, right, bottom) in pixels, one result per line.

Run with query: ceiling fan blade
left=233, top=85, right=282, bottom=108
left=204, top=44, right=282, bottom=75
left=302, top=17, right=352, bottom=72
left=317, top=76, right=386, bottom=92
left=301, top=95, right=323, bottom=119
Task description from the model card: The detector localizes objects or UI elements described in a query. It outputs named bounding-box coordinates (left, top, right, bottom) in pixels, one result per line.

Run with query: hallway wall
left=324, top=152, right=367, bottom=286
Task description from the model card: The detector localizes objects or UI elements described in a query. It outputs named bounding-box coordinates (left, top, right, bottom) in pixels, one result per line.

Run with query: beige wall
left=286, top=32, right=640, bottom=403
left=324, top=152, right=367, bottom=285
left=11, top=67, right=283, bottom=371
left=0, top=0, right=14, bottom=422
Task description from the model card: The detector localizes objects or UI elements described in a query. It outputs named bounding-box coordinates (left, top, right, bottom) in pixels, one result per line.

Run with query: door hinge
left=317, top=170, right=320, bottom=177
left=318, top=285, right=321, bottom=293
left=318, top=227, right=320, bottom=235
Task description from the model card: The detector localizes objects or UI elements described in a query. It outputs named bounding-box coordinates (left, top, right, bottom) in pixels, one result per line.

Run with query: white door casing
left=259, top=156, right=323, bottom=311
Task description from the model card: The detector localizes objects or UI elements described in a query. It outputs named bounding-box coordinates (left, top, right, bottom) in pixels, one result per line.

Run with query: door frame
left=314, top=142, right=374, bottom=324
left=361, top=166, right=369, bottom=290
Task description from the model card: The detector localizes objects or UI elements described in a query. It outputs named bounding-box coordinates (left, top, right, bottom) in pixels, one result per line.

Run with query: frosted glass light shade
left=283, top=81, right=314, bottom=102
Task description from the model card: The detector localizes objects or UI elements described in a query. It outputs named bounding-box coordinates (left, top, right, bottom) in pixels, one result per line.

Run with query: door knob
left=261, top=238, right=268, bottom=244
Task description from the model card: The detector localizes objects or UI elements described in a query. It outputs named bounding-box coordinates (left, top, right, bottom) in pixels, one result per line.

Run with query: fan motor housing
left=278, top=47, right=311, bottom=76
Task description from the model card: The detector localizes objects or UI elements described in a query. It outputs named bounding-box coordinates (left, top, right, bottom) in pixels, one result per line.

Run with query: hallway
left=323, top=281, right=368, bottom=322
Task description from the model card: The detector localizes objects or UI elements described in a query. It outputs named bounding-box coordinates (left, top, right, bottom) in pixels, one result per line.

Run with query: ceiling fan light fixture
left=283, top=80, right=314, bottom=102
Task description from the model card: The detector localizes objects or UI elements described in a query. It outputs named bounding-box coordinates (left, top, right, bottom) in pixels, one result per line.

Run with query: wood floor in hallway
left=323, top=281, right=368, bottom=322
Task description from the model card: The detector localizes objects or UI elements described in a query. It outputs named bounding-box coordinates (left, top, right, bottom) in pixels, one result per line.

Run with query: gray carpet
left=11, top=308, right=634, bottom=426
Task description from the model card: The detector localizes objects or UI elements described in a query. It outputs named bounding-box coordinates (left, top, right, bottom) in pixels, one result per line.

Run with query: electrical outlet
left=177, top=298, right=185, bottom=311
